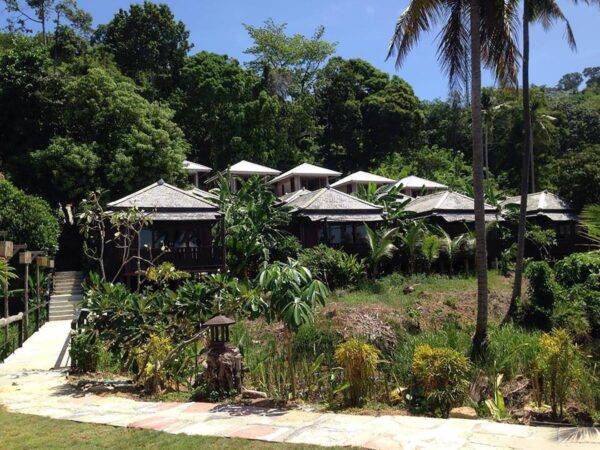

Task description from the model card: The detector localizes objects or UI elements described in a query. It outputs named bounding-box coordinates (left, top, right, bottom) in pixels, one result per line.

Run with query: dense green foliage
left=1, top=2, right=598, bottom=210
left=0, top=178, right=60, bottom=251
left=298, top=245, right=366, bottom=289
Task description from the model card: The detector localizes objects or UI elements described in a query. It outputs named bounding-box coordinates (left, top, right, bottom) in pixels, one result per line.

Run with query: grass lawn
left=0, top=407, right=328, bottom=450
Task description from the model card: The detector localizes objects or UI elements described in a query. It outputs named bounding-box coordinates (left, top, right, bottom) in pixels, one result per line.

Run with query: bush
left=0, top=178, right=60, bottom=252
left=568, top=284, right=600, bottom=336
left=393, top=325, right=471, bottom=383
left=523, top=261, right=563, bottom=329
left=555, top=252, right=600, bottom=287
left=533, top=329, right=585, bottom=418
left=70, top=331, right=99, bottom=373
left=298, top=245, right=366, bottom=290
left=334, top=339, right=380, bottom=406
left=411, top=345, right=471, bottom=417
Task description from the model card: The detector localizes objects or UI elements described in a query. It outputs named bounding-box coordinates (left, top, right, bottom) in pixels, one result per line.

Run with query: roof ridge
left=329, top=187, right=382, bottom=209
left=107, top=182, right=159, bottom=207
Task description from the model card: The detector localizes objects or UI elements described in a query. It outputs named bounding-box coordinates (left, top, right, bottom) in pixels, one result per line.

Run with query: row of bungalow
left=106, top=159, right=583, bottom=279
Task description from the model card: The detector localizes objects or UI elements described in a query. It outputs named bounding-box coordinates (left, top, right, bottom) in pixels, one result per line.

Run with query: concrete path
left=0, top=322, right=599, bottom=448
left=0, top=320, right=71, bottom=373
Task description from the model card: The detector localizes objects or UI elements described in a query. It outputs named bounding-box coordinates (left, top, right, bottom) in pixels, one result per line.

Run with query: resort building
left=405, top=190, right=498, bottom=235
left=330, top=171, right=396, bottom=194
left=206, top=160, right=281, bottom=192
left=107, top=180, right=225, bottom=284
left=391, top=175, right=448, bottom=198
left=182, top=160, right=211, bottom=188
left=269, top=163, right=342, bottom=196
left=500, top=191, right=585, bottom=257
left=280, top=187, right=384, bottom=255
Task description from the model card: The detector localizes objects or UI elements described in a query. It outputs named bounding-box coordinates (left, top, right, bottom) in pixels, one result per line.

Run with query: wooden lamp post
left=0, top=234, right=13, bottom=343
left=18, top=250, right=32, bottom=342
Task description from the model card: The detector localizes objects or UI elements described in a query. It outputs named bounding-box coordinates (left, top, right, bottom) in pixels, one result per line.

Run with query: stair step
left=49, top=314, right=74, bottom=321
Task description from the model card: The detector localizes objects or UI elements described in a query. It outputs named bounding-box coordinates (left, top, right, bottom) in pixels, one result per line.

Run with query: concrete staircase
left=49, top=271, right=84, bottom=321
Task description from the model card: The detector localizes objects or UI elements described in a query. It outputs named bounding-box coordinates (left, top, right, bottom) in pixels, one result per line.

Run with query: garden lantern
left=203, top=315, right=235, bottom=345
left=36, top=256, right=49, bottom=267
left=202, top=314, right=243, bottom=391
left=18, top=251, right=32, bottom=265
left=0, top=240, right=13, bottom=259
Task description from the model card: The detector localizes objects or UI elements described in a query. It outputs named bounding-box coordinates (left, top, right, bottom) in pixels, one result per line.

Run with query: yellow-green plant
left=411, top=345, right=471, bottom=417
left=533, top=329, right=582, bottom=418
left=136, top=334, right=173, bottom=394
left=334, top=339, right=380, bottom=406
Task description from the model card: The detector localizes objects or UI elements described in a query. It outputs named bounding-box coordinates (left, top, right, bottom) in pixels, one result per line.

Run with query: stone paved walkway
left=1, top=322, right=599, bottom=449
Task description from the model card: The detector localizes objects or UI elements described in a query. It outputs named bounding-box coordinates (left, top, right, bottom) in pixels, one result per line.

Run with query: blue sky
left=9, top=1, right=600, bottom=100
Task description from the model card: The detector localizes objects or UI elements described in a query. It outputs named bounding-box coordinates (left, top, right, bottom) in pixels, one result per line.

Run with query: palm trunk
left=529, top=125, right=535, bottom=192
left=507, top=2, right=531, bottom=320
left=470, top=0, right=489, bottom=358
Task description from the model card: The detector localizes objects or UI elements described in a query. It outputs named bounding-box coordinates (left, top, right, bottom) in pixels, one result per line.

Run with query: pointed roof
left=183, top=160, right=211, bottom=173
left=189, top=187, right=218, bottom=202
left=331, top=171, right=395, bottom=188
left=405, top=190, right=497, bottom=222
left=269, top=163, right=342, bottom=184
left=229, top=160, right=281, bottom=176
left=108, top=180, right=220, bottom=221
left=282, top=187, right=384, bottom=222
left=393, top=175, right=448, bottom=190
left=501, top=191, right=578, bottom=221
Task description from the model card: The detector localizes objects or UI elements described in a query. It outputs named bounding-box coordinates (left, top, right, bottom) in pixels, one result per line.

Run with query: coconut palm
left=401, top=222, right=424, bottom=274
left=422, top=234, right=441, bottom=273
left=364, top=224, right=398, bottom=278
left=438, top=227, right=472, bottom=277
left=388, top=0, right=520, bottom=356
left=510, top=0, right=598, bottom=319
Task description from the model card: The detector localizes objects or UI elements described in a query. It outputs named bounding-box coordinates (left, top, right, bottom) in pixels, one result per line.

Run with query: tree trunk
left=507, top=2, right=531, bottom=321
left=470, top=0, right=489, bottom=358
left=529, top=124, right=535, bottom=193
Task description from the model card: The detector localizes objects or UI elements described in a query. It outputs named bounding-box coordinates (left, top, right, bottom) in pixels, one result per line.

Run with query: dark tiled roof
left=283, top=188, right=384, bottom=222
left=405, top=191, right=497, bottom=222
left=108, top=180, right=221, bottom=221
left=501, top=191, right=577, bottom=221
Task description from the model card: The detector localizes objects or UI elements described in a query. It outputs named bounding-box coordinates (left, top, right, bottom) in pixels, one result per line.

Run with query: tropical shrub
left=293, top=322, right=340, bottom=365
left=334, top=339, right=380, bottom=406
left=365, top=224, right=398, bottom=277
left=533, top=329, right=585, bottom=418
left=70, top=330, right=99, bottom=373
left=212, top=175, right=292, bottom=278
left=136, top=334, right=173, bottom=394
left=298, top=245, right=366, bottom=289
left=411, top=345, right=471, bottom=417
left=523, top=261, right=563, bottom=329
left=555, top=251, right=600, bottom=287
left=0, top=178, right=60, bottom=252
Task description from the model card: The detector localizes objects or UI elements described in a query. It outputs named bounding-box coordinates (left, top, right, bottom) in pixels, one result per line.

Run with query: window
left=341, top=225, right=353, bottom=244
left=139, top=229, right=153, bottom=249
left=329, top=225, right=342, bottom=245
left=354, top=224, right=367, bottom=243
left=173, top=231, right=187, bottom=248
left=153, top=230, right=168, bottom=248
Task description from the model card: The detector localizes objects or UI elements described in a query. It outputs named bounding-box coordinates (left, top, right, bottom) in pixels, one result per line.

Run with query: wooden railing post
left=17, top=318, right=23, bottom=348
left=35, top=262, right=40, bottom=331
left=19, top=251, right=31, bottom=340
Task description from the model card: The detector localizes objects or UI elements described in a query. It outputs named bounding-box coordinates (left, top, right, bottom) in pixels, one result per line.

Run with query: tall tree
left=243, top=18, right=336, bottom=99
left=93, top=1, right=191, bottom=100
left=388, top=0, right=520, bottom=356
left=2, top=0, right=91, bottom=44
left=510, top=0, right=593, bottom=317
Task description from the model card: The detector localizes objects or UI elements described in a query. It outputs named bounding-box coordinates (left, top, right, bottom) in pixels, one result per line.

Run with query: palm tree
left=388, top=0, right=519, bottom=355
left=422, top=234, right=441, bottom=273
left=438, top=228, right=471, bottom=277
left=401, top=222, right=423, bottom=274
left=510, top=0, right=595, bottom=319
left=365, top=224, right=398, bottom=278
